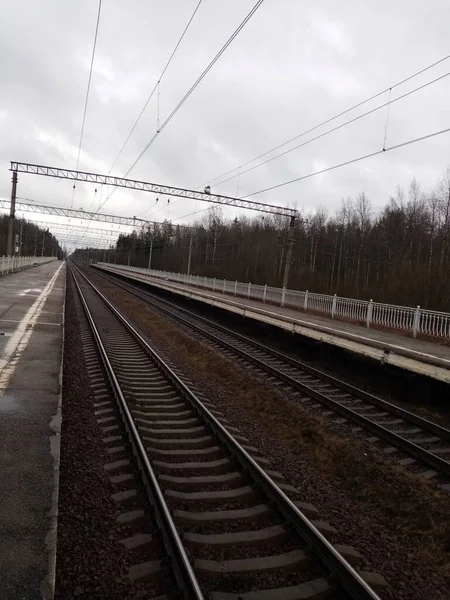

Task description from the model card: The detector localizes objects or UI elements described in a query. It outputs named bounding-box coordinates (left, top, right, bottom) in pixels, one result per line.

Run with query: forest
left=82, top=170, right=450, bottom=312
left=0, top=214, right=63, bottom=258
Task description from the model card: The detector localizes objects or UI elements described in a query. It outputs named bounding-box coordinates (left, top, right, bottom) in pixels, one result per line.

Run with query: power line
left=172, top=205, right=217, bottom=223
left=243, top=125, right=450, bottom=198
left=106, top=0, right=204, bottom=178
left=72, top=0, right=102, bottom=208
left=202, top=52, right=450, bottom=189
left=79, top=0, right=202, bottom=236
left=124, top=0, right=266, bottom=177
left=137, top=198, right=160, bottom=218
left=206, top=70, right=450, bottom=188
left=99, top=0, right=266, bottom=213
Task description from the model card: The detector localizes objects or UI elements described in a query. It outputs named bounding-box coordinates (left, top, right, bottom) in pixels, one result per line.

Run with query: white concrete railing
left=0, top=256, right=57, bottom=276
left=97, top=263, right=450, bottom=340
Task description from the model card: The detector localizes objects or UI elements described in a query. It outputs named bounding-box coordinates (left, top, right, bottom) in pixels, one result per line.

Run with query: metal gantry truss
left=55, top=235, right=115, bottom=248
left=20, top=219, right=130, bottom=238
left=0, top=199, right=151, bottom=227
left=10, top=161, right=297, bottom=217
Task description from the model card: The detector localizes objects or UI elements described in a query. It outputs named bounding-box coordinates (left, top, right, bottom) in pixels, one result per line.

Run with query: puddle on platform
left=0, top=392, right=23, bottom=414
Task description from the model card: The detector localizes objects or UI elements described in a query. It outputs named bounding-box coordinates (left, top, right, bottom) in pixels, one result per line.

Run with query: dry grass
left=99, top=279, right=450, bottom=576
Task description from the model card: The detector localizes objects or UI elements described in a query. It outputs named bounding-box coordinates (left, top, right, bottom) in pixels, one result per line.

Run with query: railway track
left=71, top=262, right=382, bottom=600
left=91, top=264, right=450, bottom=488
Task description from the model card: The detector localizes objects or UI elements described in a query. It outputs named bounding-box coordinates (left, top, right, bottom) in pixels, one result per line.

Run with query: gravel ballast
left=88, top=271, right=450, bottom=600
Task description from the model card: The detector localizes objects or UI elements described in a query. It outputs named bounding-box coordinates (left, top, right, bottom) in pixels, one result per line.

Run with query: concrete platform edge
left=41, top=267, right=66, bottom=599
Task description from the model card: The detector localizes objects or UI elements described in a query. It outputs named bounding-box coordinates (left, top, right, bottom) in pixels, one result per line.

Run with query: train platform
left=95, top=263, right=450, bottom=384
left=0, top=260, right=65, bottom=600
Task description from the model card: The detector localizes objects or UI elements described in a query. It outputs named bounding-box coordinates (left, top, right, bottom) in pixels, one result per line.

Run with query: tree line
left=0, top=215, right=64, bottom=258
left=83, top=169, right=450, bottom=312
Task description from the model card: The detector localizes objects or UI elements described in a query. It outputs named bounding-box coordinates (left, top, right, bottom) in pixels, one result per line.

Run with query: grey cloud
left=1, top=0, right=450, bottom=250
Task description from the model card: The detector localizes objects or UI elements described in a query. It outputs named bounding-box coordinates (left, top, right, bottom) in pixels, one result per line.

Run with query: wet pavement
left=0, top=261, right=65, bottom=600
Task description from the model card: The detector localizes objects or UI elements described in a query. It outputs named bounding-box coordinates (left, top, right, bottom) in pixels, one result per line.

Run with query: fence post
left=247, top=282, right=251, bottom=299
left=234, top=281, right=237, bottom=296
left=263, top=284, right=267, bottom=303
left=366, top=299, right=373, bottom=328
left=304, top=290, right=309, bottom=311
left=331, top=294, right=337, bottom=318
left=222, top=279, right=226, bottom=294
left=213, top=278, right=216, bottom=291
left=412, top=305, right=421, bottom=338
left=281, top=287, right=286, bottom=307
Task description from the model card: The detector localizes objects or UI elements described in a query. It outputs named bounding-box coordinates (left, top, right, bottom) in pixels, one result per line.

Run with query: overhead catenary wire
left=98, top=0, right=266, bottom=213
left=123, top=0, right=266, bottom=178
left=201, top=52, right=450, bottom=189
left=105, top=0, right=204, bottom=179
left=71, top=0, right=102, bottom=208
left=81, top=0, right=203, bottom=228
left=243, top=125, right=450, bottom=198
left=168, top=124, right=450, bottom=223
left=208, top=69, right=450, bottom=189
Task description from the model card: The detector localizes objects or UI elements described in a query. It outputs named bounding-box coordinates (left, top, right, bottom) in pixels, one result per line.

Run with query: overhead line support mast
left=7, top=161, right=297, bottom=270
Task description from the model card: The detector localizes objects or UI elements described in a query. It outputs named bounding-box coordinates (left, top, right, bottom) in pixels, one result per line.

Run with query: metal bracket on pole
left=187, top=233, right=193, bottom=275
left=331, top=294, right=337, bottom=318
left=282, top=214, right=296, bottom=290
left=147, top=239, right=153, bottom=271
left=412, top=305, right=421, bottom=338
left=6, top=171, right=18, bottom=257
left=366, top=299, right=373, bottom=328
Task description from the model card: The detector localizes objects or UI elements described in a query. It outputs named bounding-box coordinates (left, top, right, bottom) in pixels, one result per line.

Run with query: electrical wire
left=243, top=125, right=450, bottom=198
left=105, top=0, right=204, bottom=178
left=81, top=0, right=204, bottom=229
left=124, top=0, right=266, bottom=177
left=208, top=70, right=450, bottom=189
left=72, top=0, right=102, bottom=208
left=99, top=0, right=266, bottom=213
left=202, top=52, right=450, bottom=189
left=137, top=198, right=160, bottom=218
left=172, top=205, right=215, bottom=222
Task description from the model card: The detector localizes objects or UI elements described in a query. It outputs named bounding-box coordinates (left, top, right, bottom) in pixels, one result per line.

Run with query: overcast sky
left=1, top=0, right=449, bottom=249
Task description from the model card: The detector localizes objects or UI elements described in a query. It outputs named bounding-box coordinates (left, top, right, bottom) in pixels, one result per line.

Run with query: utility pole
left=147, top=239, right=153, bottom=270
left=6, top=171, right=18, bottom=256
left=187, top=232, right=193, bottom=275
left=282, top=215, right=296, bottom=290
left=41, top=230, right=45, bottom=257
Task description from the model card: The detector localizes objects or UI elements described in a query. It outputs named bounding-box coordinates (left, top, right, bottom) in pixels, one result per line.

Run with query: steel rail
left=76, top=263, right=381, bottom=600
left=92, top=266, right=450, bottom=479
left=70, top=262, right=205, bottom=600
